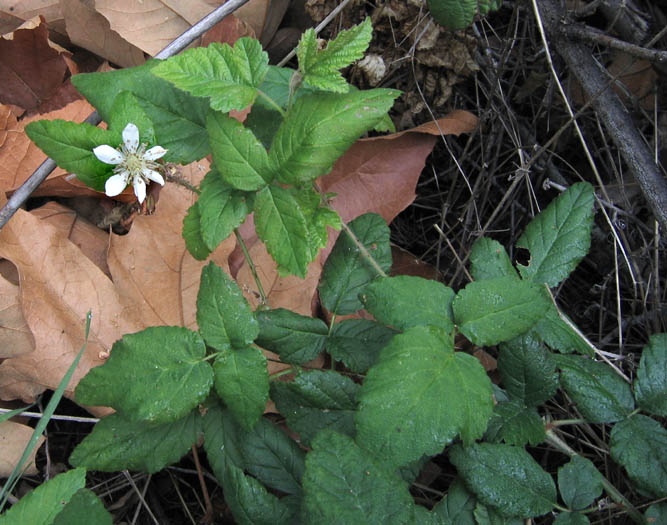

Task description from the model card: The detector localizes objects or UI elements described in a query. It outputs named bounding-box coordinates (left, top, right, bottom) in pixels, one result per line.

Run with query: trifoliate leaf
left=517, top=182, right=594, bottom=287
left=207, top=111, right=271, bottom=191
left=327, top=319, right=396, bottom=373
left=297, top=18, right=373, bottom=93
left=75, top=327, right=212, bottom=424
left=213, top=346, right=268, bottom=432
left=241, top=417, right=305, bottom=495
left=557, top=456, right=603, bottom=511
left=610, top=414, right=667, bottom=497
left=183, top=203, right=212, bottom=260
left=255, top=308, right=328, bottom=365
left=270, top=370, right=359, bottom=447
left=0, top=468, right=85, bottom=525
left=498, top=333, right=558, bottom=406
left=634, top=333, right=667, bottom=417
left=318, top=213, right=392, bottom=315
left=152, top=38, right=269, bottom=113
left=25, top=120, right=120, bottom=191
left=555, top=355, right=634, bottom=423
left=449, top=443, right=557, bottom=518
left=73, top=61, right=211, bottom=164
left=253, top=184, right=312, bottom=278
left=70, top=411, right=201, bottom=473
left=198, top=170, right=251, bottom=251
left=469, top=237, right=519, bottom=281
left=301, top=430, right=415, bottom=524
left=197, top=262, right=258, bottom=350
left=269, top=89, right=400, bottom=186
left=360, top=275, right=455, bottom=333
left=52, top=488, right=113, bottom=525
left=453, top=277, right=550, bottom=346
left=356, top=326, right=493, bottom=470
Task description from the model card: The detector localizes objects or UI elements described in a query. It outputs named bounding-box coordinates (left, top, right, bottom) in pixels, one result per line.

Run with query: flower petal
left=105, top=173, right=128, bottom=197
left=93, top=145, right=124, bottom=164
left=142, top=168, right=164, bottom=185
left=133, top=176, right=147, bottom=203
left=144, top=146, right=167, bottom=161
left=122, top=123, right=140, bottom=153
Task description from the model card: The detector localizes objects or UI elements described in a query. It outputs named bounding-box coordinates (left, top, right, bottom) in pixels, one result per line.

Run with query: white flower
left=93, top=123, right=167, bottom=204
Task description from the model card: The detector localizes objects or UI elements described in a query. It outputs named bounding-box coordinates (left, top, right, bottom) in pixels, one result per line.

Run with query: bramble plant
left=11, top=18, right=666, bottom=524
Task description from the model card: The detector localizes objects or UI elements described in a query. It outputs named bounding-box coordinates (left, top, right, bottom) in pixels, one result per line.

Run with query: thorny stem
left=165, top=169, right=201, bottom=195
left=545, top=429, right=646, bottom=524
left=234, top=229, right=268, bottom=306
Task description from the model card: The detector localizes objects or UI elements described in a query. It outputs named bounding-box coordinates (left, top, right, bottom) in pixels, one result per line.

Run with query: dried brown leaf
left=0, top=421, right=43, bottom=477
left=0, top=274, right=34, bottom=359
left=0, top=0, right=66, bottom=38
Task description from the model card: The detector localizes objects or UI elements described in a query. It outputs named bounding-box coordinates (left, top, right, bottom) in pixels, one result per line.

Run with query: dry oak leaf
left=0, top=274, right=35, bottom=359
left=0, top=16, right=71, bottom=111
left=61, top=0, right=145, bottom=68
left=0, top=160, right=233, bottom=405
left=0, top=420, right=44, bottom=477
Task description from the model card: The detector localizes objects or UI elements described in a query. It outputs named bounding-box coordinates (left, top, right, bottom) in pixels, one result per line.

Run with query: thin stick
left=191, top=444, right=213, bottom=524
left=0, top=408, right=99, bottom=424
left=0, top=0, right=250, bottom=230
left=234, top=229, right=268, bottom=305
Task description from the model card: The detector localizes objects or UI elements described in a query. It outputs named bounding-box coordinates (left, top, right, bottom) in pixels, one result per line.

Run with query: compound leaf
left=453, top=277, right=550, bottom=347
left=356, top=326, right=493, bottom=470
left=449, top=443, right=557, bottom=518
left=70, top=411, right=201, bottom=473
left=271, top=370, right=359, bottom=447
left=213, top=346, right=268, bottom=432
left=517, top=182, right=594, bottom=287
left=75, top=327, right=212, bottom=424
left=197, top=262, right=258, bottom=351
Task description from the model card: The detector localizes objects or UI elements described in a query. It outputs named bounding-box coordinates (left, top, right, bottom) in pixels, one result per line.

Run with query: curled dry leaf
left=0, top=420, right=44, bottom=477
left=0, top=0, right=66, bottom=39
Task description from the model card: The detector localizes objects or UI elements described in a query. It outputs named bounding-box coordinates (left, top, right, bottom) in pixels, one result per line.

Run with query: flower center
left=115, top=143, right=159, bottom=180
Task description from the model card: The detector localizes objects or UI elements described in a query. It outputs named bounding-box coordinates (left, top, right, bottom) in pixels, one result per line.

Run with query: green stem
left=234, top=229, right=268, bottom=306
left=548, top=418, right=588, bottom=427
left=270, top=367, right=299, bottom=380
left=340, top=221, right=388, bottom=278
left=256, top=89, right=286, bottom=118
left=287, top=71, right=303, bottom=109
left=545, top=429, right=646, bottom=524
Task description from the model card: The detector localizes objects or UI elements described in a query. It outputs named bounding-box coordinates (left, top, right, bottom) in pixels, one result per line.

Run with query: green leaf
left=52, top=489, right=113, bottom=525
left=469, top=238, right=519, bottom=281
left=431, top=478, right=477, bottom=525
left=25, top=120, right=119, bottom=191
left=557, top=456, right=603, bottom=510
left=197, top=262, right=258, bottom=350
left=498, top=333, right=558, bottom=406
left=327, top=319, right=396, bottom=373
left=449, top=443, right=557, bottom=518
left=183, top=203, right=212, bottom=260
left=213, top=346, right=268, bottom=432
left=555, top=355, right=635, bottom=423
left=610, top=414, right=667, bottom=497
left=553, top=512, right=590, bottom=525
left=517, top=182, right=594, bottom=287
left=635, top=333, right=667, bottom=417
left=70, top=411, right=200, bottom=473
left=360, top=275, right=455, bottom=333
left=254, top=184, right=311, bottom=278
left=427, top=0, right=502, bottom=31
left=0, top=468, right=85, bottom=525
left=474, top=504, right=524, bottom=525
left=75, top=326, right=212, bottom=424
left=297, top=18, right=373, bottom=93
left=301, top=430, right=415, bottom=524
left=269, top=89, right=400, bottom=185
left=270, top=370, right=359, bottom=447
left=646, top=502, right=667, bottom=524
left=318, top=213, right=392, bottom=315
left=241, top=418, right=305, bottom=495
left=202, top=403, right=247, bottom=479
left=485, top=401, right=546, bottom=446
left=356, top=326, right=493, bottom=469
left=255, top=308, right=329, bottom=365
left=108, top=91, right=155, bottom=142
left=291, top=187, right=341, bottom=255
left=532, top=304, right=593, bottom=355
left=198, top=170, right=252, bottom=251
left=453, top=277, right=550, bottom=347
left=222, top=465, right=295, bottom=525
left=152, top=38, right=269, bottom=113
left=207, top=111, right=271, bottom=191
left=72, top=62, right=211, bottom=164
